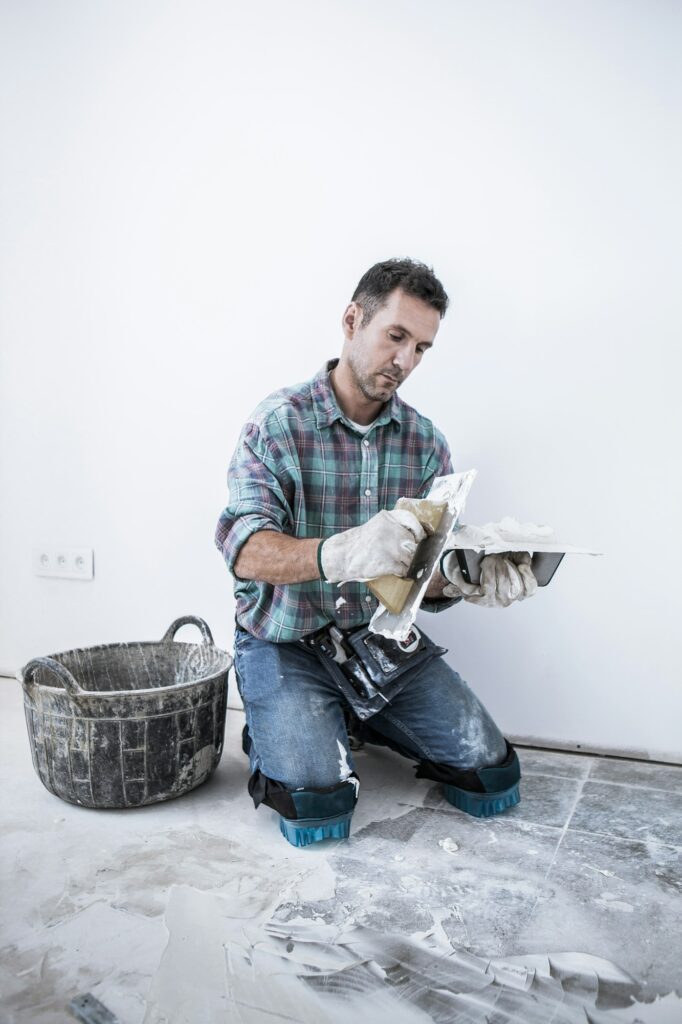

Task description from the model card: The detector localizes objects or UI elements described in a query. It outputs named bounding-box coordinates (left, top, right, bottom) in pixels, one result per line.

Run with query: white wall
left=1, top=1, right=680, bottom=760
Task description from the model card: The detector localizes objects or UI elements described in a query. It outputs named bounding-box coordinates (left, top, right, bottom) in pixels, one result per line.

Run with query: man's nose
left=392, top=346, right=417, bottom=374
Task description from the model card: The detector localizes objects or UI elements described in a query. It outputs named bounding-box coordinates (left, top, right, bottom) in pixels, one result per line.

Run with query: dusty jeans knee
left=233, top=626, right=360, bottom=845
left=233, top=626, right=357, bottom=789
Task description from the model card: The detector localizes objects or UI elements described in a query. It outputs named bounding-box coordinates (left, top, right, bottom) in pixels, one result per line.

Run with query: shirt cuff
left=217, top=514, right=281, bottom=580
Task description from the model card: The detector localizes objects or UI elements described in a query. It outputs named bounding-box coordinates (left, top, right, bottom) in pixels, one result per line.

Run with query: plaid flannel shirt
left=215, top=359, right=456, bottom=642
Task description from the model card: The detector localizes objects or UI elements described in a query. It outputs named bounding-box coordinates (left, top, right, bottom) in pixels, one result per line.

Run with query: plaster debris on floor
left=1, top=679, right=681, bottom=1023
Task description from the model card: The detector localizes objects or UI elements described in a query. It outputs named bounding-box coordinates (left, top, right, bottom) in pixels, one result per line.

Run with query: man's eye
left=389, top=333, right=403, bottom=341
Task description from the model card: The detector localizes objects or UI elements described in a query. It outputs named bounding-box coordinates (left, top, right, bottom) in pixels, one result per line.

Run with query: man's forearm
left=234, top=532, right=322, bottom=584
left=235, top=533, right=453, bottom=593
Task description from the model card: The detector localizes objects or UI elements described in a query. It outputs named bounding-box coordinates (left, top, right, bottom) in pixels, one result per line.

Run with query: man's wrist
left=424, top=569, right=448, bottom=600
left=317, top=540, right=328, bottom=582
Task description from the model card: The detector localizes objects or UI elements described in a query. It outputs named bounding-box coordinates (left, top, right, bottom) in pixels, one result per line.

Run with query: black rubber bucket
left=17, top=616, right=232, bottom=809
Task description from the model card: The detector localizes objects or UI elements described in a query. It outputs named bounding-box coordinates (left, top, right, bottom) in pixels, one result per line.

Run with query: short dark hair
left=351, top=258, right=449, bottom=328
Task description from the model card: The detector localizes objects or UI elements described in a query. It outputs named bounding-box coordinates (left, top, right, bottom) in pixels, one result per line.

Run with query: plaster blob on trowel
left=449, top=516, right=602, bottom=587
left=369, top=469, right=476, bottom=642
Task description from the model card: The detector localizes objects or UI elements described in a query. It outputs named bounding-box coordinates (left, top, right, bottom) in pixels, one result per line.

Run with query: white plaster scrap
left=594, top=897, right=635, bottom=913
left=438, top=838, right=459, bottom=855
left=335, top=596, right=347, bottom=610
left=399, top=874, right=425, bottom=894
left=584, top=864, right=619, bottom=878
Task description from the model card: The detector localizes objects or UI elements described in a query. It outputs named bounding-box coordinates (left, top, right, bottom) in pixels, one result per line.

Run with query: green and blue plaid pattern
left=215, top=359, right=454, bottom=642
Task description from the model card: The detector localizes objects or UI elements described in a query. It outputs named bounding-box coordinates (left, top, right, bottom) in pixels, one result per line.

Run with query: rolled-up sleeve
left=215, top=423, right=293, bottom=577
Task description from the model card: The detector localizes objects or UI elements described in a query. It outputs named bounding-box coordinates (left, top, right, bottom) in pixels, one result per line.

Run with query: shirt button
left=363, top=439, right=370, bottom=447
left=364, top=489, right=371, bottom=496
left=365, top=595, right=373, bottom=604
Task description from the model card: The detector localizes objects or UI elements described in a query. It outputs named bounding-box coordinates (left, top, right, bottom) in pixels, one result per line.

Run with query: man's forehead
left=377, top=289, right=440, bottom=337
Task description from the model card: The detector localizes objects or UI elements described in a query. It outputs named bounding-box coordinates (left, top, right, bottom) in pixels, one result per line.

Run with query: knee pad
left=248, top=769, right=360, bottom=847
left=415, top=740, right=521, bottom=818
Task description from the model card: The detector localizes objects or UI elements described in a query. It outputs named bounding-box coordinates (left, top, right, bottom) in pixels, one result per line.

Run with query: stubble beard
left=348, top=351, right=402, bottom=403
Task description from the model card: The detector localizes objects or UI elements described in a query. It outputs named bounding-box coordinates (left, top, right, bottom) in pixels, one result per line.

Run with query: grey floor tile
left=507, top=771, right=583, bottom=829
left=589, top=756, right=682, bottom=793
left=569, top=780, right=682, bottom=847
left=274, top=805, right=563, bottom=959
left=517, top=829, right=682, bottom=996
left=517, top=746, right=594, bottom=780
left=422, top=760, right=584, bottom=829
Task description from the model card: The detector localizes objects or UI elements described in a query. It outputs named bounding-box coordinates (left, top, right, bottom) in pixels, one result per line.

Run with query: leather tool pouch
left=302, top=624, right=447, bottom=720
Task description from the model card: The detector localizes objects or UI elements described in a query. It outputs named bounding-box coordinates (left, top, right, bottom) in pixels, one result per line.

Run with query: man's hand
left=441, top=551, right=537, bottom=608
left=320, top=509, right=427, bottom=583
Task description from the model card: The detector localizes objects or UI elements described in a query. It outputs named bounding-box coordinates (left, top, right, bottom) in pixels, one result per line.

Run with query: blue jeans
left=233, top=626, right=508, bottom=795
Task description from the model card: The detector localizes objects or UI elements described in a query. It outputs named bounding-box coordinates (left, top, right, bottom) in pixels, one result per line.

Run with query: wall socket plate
left=33, top=546, right=94, bottom=580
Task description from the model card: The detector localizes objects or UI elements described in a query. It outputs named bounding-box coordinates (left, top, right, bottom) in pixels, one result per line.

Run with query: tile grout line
left=541, top=770, right=591, bottom=883
left=565, top=824, right=682, bottom=851
left=519, top=767, right=593, bottom=930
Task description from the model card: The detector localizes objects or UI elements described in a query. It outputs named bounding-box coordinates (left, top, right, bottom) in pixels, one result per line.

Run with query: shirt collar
left=312, top=358, right=402, bottom=432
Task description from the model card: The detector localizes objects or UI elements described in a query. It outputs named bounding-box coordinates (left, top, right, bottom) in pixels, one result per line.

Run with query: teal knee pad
left=443, top=781, right=520, bottom=818
left=247, top=769, right=359, bottom=847
left=279, top=810, right=353, bottom=847
left=417, top=740, right=521, bottom=819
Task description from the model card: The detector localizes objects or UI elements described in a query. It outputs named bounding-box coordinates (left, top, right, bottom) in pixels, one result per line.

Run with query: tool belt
left=301, top=622, right=447, bottom=720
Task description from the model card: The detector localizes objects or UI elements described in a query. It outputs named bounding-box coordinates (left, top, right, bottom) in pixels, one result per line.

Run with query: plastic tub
left=17, top=616, right=232, bottom=809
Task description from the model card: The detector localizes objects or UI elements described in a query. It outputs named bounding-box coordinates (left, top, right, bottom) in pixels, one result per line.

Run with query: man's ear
left=341, top=301, right=362, bottom=340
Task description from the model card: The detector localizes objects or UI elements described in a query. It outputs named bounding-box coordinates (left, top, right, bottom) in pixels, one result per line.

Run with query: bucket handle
left=21, top=656, right=85, bottom=698
left=161, top=616, right=214, bottom=646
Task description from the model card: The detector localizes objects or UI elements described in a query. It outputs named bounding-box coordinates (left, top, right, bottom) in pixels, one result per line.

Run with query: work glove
left=320, top=509, right=427, bottom=584
left=441, top=550, right=538, bottom=608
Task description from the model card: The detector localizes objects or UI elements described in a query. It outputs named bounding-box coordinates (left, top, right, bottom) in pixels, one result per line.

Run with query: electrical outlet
left=33, top=546, right=94, bottom=580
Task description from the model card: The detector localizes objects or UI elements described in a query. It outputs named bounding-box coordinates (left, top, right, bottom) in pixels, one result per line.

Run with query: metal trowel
left=368, top=469, right=477, bottom=641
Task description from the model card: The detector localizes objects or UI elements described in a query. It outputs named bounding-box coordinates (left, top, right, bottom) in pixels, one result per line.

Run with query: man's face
left=343, top=288, right=441, bottom=403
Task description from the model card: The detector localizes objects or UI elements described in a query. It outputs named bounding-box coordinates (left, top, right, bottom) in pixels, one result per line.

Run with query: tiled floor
left=1, top=677, right=681, bottom=1023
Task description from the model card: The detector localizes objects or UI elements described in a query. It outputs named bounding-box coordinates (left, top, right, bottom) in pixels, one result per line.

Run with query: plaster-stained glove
left=320, top=510, right=427, bottom=583
left=441, top=551, right=538, bottom=608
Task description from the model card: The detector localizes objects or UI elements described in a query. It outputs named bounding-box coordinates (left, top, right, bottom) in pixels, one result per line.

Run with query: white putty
left=335, top=596, right=347, bottom=610
left=438, top=838, right=460, bottom=855
left=337, top=739, right=352, bottom=781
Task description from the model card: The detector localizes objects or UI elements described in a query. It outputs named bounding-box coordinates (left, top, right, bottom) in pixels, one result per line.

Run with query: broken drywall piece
left=222, top=918, right=680, bottom=1024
